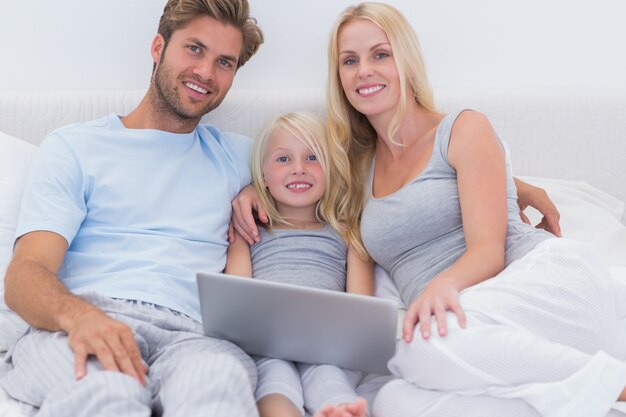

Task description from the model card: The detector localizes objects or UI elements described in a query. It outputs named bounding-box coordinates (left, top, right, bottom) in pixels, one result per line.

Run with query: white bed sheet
left=0, top=177, right=625, bottom=415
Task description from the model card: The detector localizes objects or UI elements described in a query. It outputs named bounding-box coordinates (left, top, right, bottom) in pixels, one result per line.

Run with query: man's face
left=151, top=15, right=243, bottom=121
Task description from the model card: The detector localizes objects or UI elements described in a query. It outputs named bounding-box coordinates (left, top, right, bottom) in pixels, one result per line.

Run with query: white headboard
left=1, top=88, right=625, bottom=206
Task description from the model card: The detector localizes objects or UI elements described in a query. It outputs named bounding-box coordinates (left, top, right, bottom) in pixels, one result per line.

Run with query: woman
left=324, top=3, right=626, bottom=417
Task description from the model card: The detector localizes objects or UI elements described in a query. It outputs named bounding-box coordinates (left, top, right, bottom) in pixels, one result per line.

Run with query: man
left=0, top=0, right=263, bottom=416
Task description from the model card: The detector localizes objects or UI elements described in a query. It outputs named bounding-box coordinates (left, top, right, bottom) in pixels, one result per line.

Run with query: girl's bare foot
left=314, top=398, right=368, bottom=417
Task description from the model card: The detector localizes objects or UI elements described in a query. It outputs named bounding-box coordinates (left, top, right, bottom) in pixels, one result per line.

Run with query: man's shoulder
left=197, top=123, right=252, bottom=145
left=46, top=114, right=118, bottom=144
left=197, top=123, right=252, bottom=158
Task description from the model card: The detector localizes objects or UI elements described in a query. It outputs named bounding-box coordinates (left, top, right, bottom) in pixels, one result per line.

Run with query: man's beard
left=151, top=62, right=225, bottom=122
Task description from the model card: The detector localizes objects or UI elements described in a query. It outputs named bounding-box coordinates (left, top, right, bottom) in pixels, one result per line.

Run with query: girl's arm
left=403, top=110, right=508, bottom=342
left=224, top=230, right=253, bottom=277
left=345, top=245, right=375, bottom=296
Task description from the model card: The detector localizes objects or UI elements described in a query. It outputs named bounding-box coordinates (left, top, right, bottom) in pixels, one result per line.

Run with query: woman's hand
left=230, top=185, right=268, bottom=245
left=402, top=277, right=467, bottom=343
left=514, top=178, right=561, bottom=237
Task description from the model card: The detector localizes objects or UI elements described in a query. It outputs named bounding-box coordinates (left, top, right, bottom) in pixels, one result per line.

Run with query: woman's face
left=337, top=19, right=401, bottom=120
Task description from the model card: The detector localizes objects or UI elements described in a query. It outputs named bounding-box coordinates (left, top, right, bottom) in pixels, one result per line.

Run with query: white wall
left=1, top=0, right=625, bottom=91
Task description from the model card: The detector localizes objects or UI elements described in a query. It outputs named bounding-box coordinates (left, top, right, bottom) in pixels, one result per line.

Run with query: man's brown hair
left=158, top=0, right=263, bottom=68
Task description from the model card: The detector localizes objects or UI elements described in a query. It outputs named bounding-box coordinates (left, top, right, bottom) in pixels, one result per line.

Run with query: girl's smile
left=262, top=127, right=326, bottom=222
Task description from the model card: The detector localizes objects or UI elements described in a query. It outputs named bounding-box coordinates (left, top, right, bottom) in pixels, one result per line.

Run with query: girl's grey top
left=361, top=110, right=552, bottom=307
left=250, top=224, right=347, bottom=291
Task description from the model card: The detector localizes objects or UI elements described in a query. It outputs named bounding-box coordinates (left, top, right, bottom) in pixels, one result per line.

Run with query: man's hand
left=6, top=232, right=147, bottom=386
left=514, top=178, right=562, bottom=237
left=66, top=307, right=146, bottom=385
left=230, top=185, right=267, bottom=245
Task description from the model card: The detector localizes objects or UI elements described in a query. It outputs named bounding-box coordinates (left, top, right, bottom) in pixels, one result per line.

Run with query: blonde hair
left=326, top=2, right=436, bottom=256
left=252, top=112, right=367, bottom=258
left=158, top=0, right=263, bottom=69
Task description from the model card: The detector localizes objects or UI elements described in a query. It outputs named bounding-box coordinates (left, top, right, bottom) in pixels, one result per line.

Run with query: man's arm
left=230, top=184, right=267, bottom=245
left=514, top=178, right=562, bottom=237
left=5, top=231, right=147, bottom=385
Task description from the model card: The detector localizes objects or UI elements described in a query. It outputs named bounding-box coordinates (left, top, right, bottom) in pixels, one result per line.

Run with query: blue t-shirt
left=16, top=114, right=252, bottom=321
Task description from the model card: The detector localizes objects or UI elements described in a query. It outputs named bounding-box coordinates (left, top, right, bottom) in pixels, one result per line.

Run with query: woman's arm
left=403, top=110, right=508, bottom=342
left=345, top=246, right=375, bottom=296
left=224, top=230, right=253, bottom=277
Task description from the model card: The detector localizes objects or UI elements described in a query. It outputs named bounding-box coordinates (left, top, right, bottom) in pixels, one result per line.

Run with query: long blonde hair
left=252, top=112, right=359, bottom=253
left=326, top=2, right=436, bottom=257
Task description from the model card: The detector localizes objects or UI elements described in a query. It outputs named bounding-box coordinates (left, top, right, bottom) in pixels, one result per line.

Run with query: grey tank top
left=250, top=224, right=347, bottom=291
left=361, top=110, right=552, bottom=307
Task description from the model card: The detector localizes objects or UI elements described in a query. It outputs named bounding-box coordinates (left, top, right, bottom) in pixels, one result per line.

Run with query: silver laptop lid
left=197, top=271, right=397, bottom=375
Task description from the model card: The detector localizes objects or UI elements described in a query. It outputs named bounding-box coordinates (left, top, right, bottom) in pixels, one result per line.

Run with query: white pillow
left=0, top=131, right=37, bottom=351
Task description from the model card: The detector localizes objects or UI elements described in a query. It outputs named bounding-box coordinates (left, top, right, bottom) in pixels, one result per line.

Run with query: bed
left=1, top=88, right=625, bottom=415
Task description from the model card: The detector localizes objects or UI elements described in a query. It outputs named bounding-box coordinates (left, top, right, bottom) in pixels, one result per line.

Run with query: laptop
left=197, top=271, right=398, bottom=375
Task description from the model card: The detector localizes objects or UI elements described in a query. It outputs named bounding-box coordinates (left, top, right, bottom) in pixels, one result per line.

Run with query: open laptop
left=197, top=271, right=398, bottom=375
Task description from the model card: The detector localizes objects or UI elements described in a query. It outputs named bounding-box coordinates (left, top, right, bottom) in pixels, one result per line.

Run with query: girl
left=325, top=3, right=626, bottom=417
left=226, top=112, right=371, bottom=417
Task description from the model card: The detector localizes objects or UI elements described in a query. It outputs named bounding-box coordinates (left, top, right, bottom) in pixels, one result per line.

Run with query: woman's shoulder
left=451, top=109, right=492, bottom=130
left=447, top=110, right=500, bottom=165
left=448, top=109, right=497, bottom=141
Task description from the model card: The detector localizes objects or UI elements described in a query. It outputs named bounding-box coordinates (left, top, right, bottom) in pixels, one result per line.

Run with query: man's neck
left=121, top=93, right=200, bottom=133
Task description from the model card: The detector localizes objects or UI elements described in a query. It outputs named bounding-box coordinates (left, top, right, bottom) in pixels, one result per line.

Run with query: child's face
left=262, top=128, right=326, bottom=217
